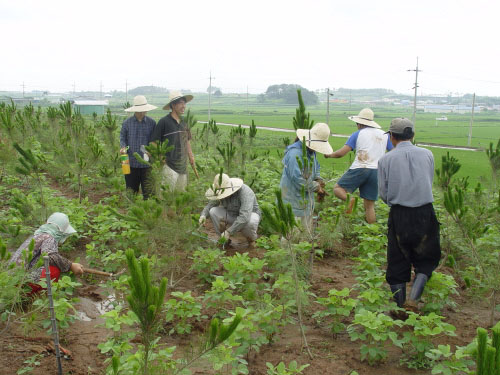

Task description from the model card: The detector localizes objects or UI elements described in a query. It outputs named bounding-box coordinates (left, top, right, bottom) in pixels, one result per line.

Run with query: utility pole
left=407, top=57, right=421, bottom=126
left=72, top=82, right=76, bottom=97
left=100, top=81, right=103, bottom=100
left=208, top=71, right=215, bottom=122
left=22, top=82, right=25, bottom=98
left=467, top=93, right=476, bottom=147
left=326, top=88, right=334, bottom=125
left=246, top=85, right=249, bottom=115
left=125, top=80, right=128, bottom=103
left=349, top=89, right=352, bottom=110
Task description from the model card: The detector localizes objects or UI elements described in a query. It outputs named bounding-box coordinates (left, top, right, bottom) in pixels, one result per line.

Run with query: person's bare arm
left=325, top=145, right=352, bottom=158
left=186, top=140, right=199, bottom=178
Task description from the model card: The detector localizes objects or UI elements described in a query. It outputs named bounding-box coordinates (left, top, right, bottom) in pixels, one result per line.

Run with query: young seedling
left=261, top=190, right=313, bottom=359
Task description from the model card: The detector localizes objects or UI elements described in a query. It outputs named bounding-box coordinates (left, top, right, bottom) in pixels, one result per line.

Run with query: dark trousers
left=124, top=167, right=152, bottom=199
left=386, top=203, right=441, bottom=285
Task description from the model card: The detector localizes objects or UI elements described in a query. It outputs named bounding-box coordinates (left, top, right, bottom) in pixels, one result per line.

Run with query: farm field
left=106, top=93, right=500, bottom=149
left=0, top=100, right=500, bottom=375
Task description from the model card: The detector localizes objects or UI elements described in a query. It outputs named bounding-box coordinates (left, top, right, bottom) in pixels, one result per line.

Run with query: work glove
left=221, top=230, right=231, bottom=240
left=199, top=215, right=206, bottom=225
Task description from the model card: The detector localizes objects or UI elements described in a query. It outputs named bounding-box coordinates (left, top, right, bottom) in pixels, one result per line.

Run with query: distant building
left=73, top=100, right=109, bottom=115
left=424, top=104, right=481, bottom=114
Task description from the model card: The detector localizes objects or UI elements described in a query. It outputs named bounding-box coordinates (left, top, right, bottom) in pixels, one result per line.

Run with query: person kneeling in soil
left=10, top=212, right=84, bottom=295
left=199, top=173, right=261, bottom=247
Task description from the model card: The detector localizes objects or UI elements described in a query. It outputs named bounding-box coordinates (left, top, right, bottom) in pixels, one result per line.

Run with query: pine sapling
left=486, top=139, right=500, bottom=186
left=261, top=190, right=313, bottom=359
left=292, top=89, right=314, bottom=130
left=125, top=249, right=167, bottom=375
left=13, top=143, right=47, bottom=220
left=436, top=152, right=461, bottom=189
left=249, top=119, right=257, bottom=146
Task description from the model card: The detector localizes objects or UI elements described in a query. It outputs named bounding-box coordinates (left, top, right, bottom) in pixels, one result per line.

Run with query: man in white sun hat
left=199, top=173, right=261, bottom=247
left=280, top=122, right=332, bottom=227
left=151, top=91, right=196, bottom=191
left=325, top=108, right=393, bottom=223
left=120, top=95, right=157, bottom=199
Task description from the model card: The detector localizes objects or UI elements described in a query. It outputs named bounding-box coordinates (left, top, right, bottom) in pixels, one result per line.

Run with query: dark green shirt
left=151, top=113, right=191, bottom=174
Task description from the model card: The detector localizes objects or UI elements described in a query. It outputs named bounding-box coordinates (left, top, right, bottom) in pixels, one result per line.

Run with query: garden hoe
left=82, top=267, right=126, bottom=278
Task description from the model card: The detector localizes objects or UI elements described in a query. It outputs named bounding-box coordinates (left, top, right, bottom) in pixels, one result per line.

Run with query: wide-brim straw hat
left=348, top=108, right=381, bottom=129
left=205, top=173, right=243, bottom=200
left=296, top=122, right=333, bottom=155
left=163, top=90, right=194, bottom=110
left=124, top=95, right=158, bottom=112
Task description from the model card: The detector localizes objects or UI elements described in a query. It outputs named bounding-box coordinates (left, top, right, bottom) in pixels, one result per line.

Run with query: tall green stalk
left=261, top=190, right=313, bottom=359
left=125, top=249, right=167, bottom=375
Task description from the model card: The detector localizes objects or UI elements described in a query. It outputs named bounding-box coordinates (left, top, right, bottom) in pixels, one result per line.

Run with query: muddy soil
left=0, top=208, right=490, bottom=375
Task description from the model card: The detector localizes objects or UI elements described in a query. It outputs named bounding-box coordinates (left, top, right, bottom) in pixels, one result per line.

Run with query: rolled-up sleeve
left=41, top=237, right=72, bottom=273
left=201, top=200, right=218, bottom=218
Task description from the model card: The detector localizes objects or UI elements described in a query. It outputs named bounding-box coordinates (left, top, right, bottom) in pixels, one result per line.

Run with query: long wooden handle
left=83, top=267, right=113, bottom=277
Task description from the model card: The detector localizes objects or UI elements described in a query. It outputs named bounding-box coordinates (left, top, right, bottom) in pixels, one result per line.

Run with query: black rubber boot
left=409, top=273, right=428, bottom=302
left=390, top=283, right=406, bottom=308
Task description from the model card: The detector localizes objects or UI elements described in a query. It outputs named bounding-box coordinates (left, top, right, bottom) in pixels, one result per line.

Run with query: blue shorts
left=337, top=168, right=378, bottom=201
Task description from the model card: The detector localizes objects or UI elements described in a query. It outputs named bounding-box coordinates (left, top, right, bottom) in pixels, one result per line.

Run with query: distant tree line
left=261, top=84, right=318, bottom=105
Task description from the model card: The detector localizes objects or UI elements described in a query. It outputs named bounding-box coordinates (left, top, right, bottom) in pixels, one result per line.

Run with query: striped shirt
left=119, top=115, right=156, bottom=168
left=377, top=141, right=434, bottom=207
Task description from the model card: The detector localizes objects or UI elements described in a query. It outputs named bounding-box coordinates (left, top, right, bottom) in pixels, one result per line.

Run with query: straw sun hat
left=205, top=173, right=243, bottom=200
left=124, top=95, right=158, bottom=113
left=348, top=108, right=381, bottom=129
left=163, top=90, right=194, bottom=110
left=296, top=122, right=333, bottom=155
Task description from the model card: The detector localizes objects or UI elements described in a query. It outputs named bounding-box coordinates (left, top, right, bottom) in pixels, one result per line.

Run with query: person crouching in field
left=325, top=108, right=393, bottom=224
left=378, top=118, right=441, bottom=311
left=199, top=173, right=261, bottom=248
left=280, top=122, right=331, bottom=229
left=10, top=213, right=84, bottom=295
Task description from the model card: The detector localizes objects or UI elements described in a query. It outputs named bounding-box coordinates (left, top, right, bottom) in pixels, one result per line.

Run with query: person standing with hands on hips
left=119, top=95, right=157, bottom=199
left=378, top=118, right=441, bottom=311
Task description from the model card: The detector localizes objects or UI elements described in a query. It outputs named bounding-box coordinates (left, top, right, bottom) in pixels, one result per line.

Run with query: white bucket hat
left=124, top=95, right=158, bottom=113
left=163, top=91, right=194, bottom=110
left=348, top=108, right=381, bottom=129
left=205, top=173, right=243, bottom=200
left=296, top=123, right=333, bottom=155
left=47, top=212, right=77, bottom=235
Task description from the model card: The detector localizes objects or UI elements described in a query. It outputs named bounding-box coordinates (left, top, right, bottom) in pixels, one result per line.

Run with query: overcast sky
left=1, top=0, right=499, bottom=96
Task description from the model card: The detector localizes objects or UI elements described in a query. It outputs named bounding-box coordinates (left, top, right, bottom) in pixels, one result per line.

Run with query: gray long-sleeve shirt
left=377, top=141, right=434, bottom=207
left=201, top=184, right=261, bottom=235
